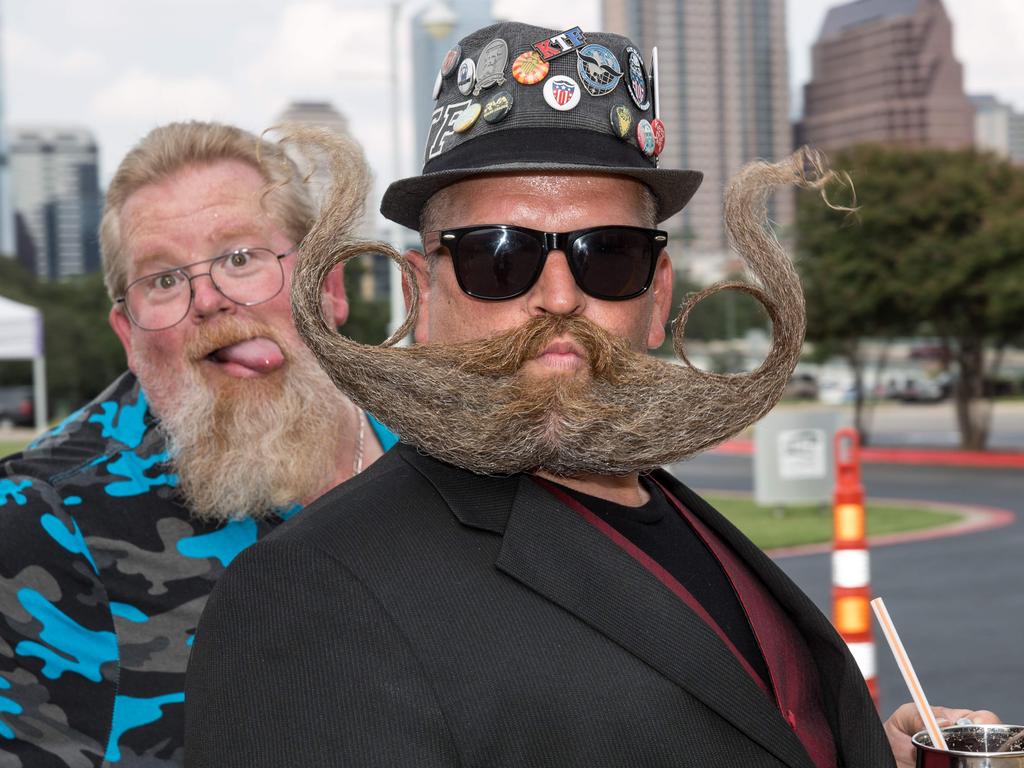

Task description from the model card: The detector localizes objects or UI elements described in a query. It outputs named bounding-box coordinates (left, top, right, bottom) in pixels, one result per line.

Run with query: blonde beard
left=136, top=323, right=352, bottom=523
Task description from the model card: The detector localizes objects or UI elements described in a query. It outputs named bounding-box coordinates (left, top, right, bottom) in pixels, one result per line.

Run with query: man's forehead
left=119, top=162, right=276, bottom=253
left=431, top=172, right=651, bottom=227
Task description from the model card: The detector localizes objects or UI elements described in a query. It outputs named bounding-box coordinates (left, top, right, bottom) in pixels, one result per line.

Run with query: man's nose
left=527, top=250, right=584, bottom=317
left=189, top=272, right=235, bottom=320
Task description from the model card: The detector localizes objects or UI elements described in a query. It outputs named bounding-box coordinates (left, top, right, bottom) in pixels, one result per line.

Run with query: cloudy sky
left=4, top=0, right=1022, bottom=229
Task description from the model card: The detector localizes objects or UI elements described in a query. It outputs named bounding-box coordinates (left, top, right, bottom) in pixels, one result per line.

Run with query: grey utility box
left=754, top=409, right=846, bottom=507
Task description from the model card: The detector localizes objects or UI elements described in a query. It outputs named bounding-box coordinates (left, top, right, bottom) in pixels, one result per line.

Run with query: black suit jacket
left=185, top=443, right=894, bottom=767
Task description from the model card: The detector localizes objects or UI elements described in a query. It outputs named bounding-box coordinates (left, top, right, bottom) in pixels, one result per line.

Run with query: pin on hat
left=623, top=46, right=650, bottom=111
left=457, top=58, right=476, bottom=96
left=576, top=43, right=622, bottom=97
left=382, top=21, right=703, bottom=230
left=610, top=104, right=633, bottom=139
left=432, top=69, right=443, bottom=100
left=651, top=118, right=666, bottom=157
left=532, top=26, right=586, bottom=61
left=473, top=38, right=508, bottom=95
left=440, top=44, right=461, bottom=77
left=636, top=119, right=656, bottom=157
left=452, top=103, right=482, bottom=133
left=512, top=50, right=549, bottom=85
left=483, top=90, right=513, bottom=124
left=543, top=75, right=581, bottom=111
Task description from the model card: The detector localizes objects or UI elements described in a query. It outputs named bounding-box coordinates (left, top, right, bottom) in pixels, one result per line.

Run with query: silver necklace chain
left=352, top=403, right=366, bottom=476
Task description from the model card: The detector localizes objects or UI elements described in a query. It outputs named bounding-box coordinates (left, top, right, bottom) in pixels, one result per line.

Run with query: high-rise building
left=800, top=0, right=974, bottom=153
left=604, top=0, right=792, bottom=279
left=0, top=5, right=15, bottom=258
left=273, top=100, right=386, bottom=301
left=971, top=95, right=1024, bottom=166
left=9, top=126, right=102, bottom=281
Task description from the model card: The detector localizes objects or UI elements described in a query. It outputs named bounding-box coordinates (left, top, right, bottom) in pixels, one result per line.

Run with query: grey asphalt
left=668, top=453, right=1024, bottom=720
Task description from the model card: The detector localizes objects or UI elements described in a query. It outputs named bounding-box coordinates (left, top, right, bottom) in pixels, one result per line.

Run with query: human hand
left=884, top=703, right=1000, bottom=767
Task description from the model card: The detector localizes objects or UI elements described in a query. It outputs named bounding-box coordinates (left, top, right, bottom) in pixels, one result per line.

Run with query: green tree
left=796, top=145, right=1024, bottom=450
left=662, top=270, right=769, bottom=348
left=0, top=257, right=126, bottom=415
left=340, top=257, right=391, bottom=344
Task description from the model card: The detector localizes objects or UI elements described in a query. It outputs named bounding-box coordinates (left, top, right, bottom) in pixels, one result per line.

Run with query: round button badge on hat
left=651, top=118, right=666, bottom=156
left=452, top=102, right=482, bottom=133
left=457, top=58, right=476, bottom=96
left=512, top=50, right=549, bottom=85
left=624, top=46, right=651, bottom=111
left=610, top=104, right=633, bottom=139
left=543, top=75, right=581, bottom=111
left=636, top=118, right=656, bottom=156
left=432, top=69, right=443, bottom=100
left=483, top=90, right=513, bottom=124
left=440, top=44, right=461, bottom=78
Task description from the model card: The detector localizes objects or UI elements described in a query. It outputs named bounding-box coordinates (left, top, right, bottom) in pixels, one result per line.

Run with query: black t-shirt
left=551, top=476, right=772, bottom=688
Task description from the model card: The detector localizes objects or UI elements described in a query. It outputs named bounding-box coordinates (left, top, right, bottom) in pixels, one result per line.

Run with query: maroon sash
left=542, top=478, right=838, bottom=768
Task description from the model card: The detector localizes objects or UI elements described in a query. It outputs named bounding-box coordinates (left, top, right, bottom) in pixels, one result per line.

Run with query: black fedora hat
left=380, top=21, right=703, bottom=230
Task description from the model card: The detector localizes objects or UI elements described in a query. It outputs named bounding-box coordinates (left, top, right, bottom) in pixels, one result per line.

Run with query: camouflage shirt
left=0, top=372, right=395, bottom=767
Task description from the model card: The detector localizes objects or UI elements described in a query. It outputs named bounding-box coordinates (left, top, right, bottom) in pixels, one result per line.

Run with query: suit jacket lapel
left=659, top=470, right=890, bottom=768
left=398, top=448, right=814, bottom=768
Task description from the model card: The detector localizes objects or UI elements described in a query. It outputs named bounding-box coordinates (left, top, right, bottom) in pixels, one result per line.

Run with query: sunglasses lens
left=455, top=227, right=544, bottom=299
left=571, top=228, right=657, bottom=299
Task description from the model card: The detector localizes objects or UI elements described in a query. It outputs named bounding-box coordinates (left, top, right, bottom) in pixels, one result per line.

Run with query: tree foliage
left=661, top=270, right=769, bottom=348
left=0, top=257, right=126, bottom=415
left=796, top=144, right=1024, bottom=449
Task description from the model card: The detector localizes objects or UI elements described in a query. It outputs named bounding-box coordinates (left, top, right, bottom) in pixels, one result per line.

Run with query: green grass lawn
left=0, top=440, right=29, bottom=458
left=706, top=495, right=961, bottom=550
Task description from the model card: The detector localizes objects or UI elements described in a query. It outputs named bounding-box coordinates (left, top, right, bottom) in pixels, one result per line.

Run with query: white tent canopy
left=0, top=295, right=48, bottom=430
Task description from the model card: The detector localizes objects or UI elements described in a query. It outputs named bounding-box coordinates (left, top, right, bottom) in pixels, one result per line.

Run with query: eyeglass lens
left=452, top=227, right=657, bottom=301
left=125, top=249, right=284, bottom=330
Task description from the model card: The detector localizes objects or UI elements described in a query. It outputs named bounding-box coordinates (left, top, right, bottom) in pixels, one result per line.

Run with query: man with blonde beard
left=0, top=121, right=394, bottom=767
left=188, top=23, right=996, bottom=768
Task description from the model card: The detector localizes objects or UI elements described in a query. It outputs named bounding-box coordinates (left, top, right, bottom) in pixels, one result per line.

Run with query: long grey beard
left=288, top=130, right=834, bottom=477
left=139, top=317, right=351, bottom=521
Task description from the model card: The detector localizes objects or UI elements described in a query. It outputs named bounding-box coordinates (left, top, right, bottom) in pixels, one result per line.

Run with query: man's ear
left=646, top=250, right=674, bottom=350
left=321, top=263, right=349, bottom=328
left=403, top=249, right=431, bottom=343
left=109, top=305, right=135, bottom=370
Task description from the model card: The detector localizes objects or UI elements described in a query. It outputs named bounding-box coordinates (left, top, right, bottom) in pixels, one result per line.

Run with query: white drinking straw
left=871, top=597, right=948, bottom=751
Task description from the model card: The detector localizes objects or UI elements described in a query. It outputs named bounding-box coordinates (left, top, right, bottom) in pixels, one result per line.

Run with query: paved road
left=668, top=453, right=1024, bottom=719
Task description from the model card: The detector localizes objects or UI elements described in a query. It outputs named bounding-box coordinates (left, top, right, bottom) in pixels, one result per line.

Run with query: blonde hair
left=100, top=121, right=360, bottom=300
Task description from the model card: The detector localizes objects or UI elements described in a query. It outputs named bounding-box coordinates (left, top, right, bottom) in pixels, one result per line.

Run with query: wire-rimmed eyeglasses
left=115, top=246, right=297, bottom=331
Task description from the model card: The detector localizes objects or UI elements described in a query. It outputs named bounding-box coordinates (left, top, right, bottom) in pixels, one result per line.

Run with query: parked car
left=783, top=373, right=819, bottom=400
left=0, top=386, right=34, bottom=428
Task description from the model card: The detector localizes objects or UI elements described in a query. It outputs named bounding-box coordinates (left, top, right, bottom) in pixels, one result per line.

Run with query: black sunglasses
left=423, top=224, right=668, bottom=301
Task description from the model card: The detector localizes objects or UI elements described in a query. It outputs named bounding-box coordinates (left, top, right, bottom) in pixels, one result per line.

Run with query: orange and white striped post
left=831, top=428, right=878, bottom=706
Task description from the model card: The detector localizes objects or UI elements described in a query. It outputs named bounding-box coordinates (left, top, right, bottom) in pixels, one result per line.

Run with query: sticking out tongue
left=212, top=338, right=284, bottom=374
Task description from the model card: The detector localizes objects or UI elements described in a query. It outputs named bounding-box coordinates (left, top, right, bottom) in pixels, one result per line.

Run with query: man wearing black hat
left=185, top=22, right=992, bottom=768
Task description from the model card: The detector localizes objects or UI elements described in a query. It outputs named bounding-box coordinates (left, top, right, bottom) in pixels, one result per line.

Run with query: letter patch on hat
left=532, top=26, right=586, bottom=61
left=426, top=99, right=472, bottom=161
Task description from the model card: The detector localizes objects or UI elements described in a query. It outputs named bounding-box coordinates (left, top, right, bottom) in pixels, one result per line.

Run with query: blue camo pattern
left=0, top=371, right=398, bottom=766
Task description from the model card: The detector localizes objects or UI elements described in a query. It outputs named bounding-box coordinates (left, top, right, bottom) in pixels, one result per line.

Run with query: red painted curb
left=711, top=440, right=1024, bottom=469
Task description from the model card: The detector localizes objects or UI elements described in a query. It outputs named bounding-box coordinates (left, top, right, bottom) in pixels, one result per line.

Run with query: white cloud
left=5, top=28, right=105, bottom=80
left=491, top=0, right=599, bottom=29
left=92, top=71, right=240, bottom=123
left=946, top=0, right=1024, bottom=108
left=243, top=3, right=384, bottom=92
